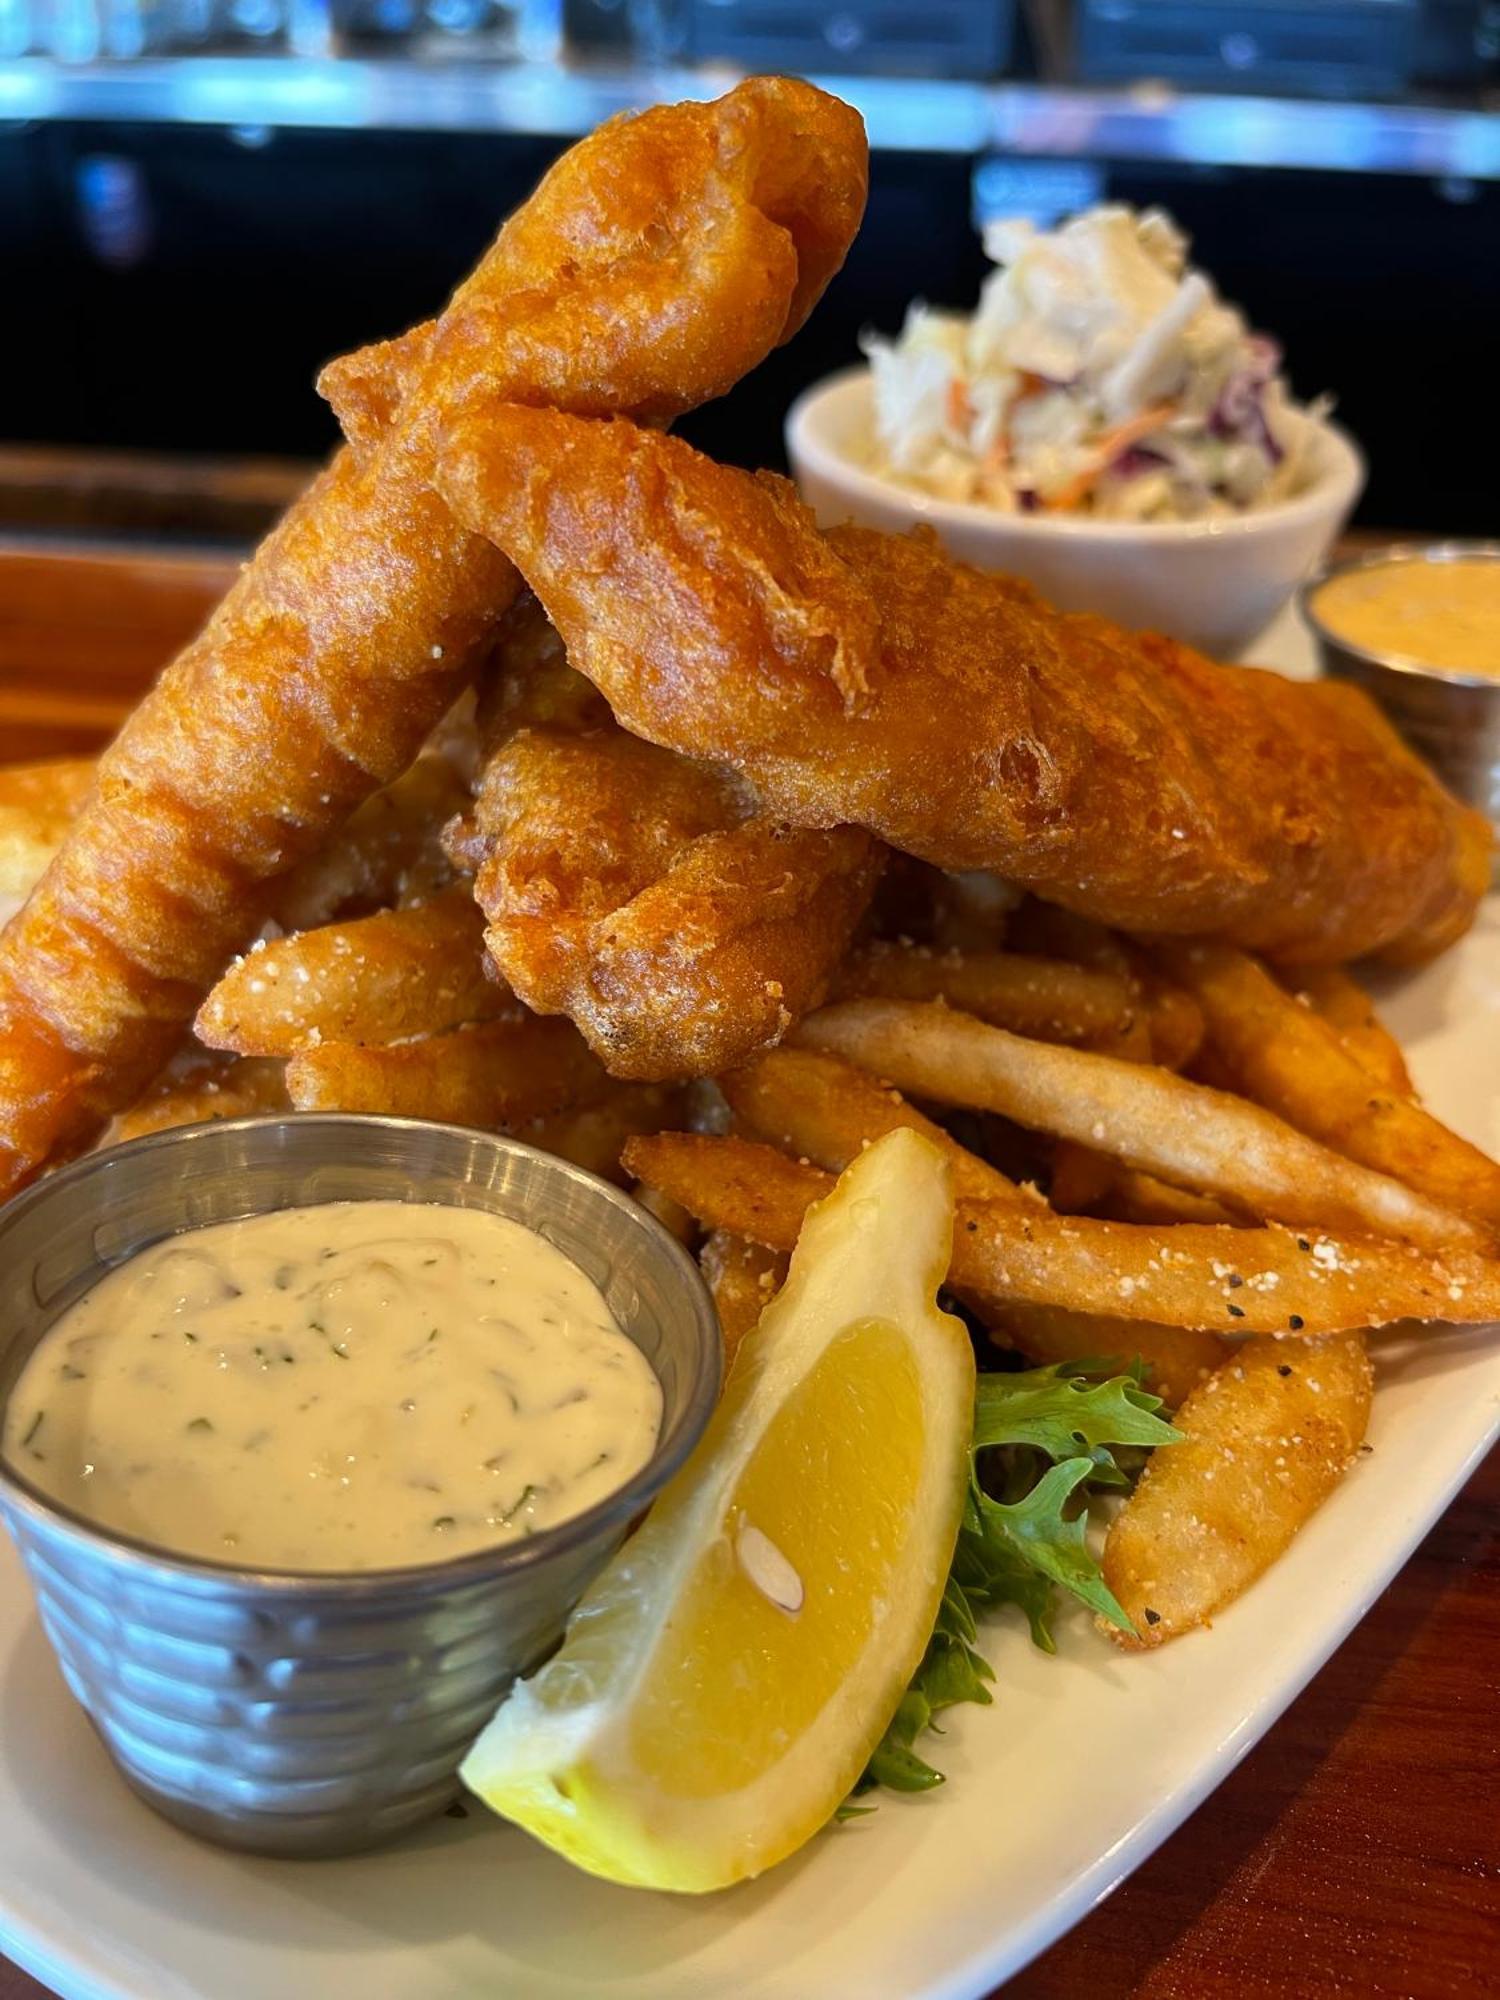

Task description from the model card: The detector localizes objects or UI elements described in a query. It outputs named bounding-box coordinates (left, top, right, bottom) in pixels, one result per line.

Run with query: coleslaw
left=862, top=205, right=1327, bottom=523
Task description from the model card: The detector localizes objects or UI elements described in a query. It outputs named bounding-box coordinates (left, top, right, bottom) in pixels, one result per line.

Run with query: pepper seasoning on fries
left=8, top=625, right=1500, bottom=1662
left=1, top=88, right=1497, bottom=1676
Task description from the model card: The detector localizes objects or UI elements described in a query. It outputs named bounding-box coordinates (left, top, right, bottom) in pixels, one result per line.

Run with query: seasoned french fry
left=1008, top=907, right=1203, bottom=1064
left=1047, top=1141, right=1117, bottom=1214
left=1103, top=1169, right=1243, bottom=1229
left=991, top=1304, right=1226, bottom=1411
left=1130, top=963, right=1205, bottom=1071
left=797, top=999, right=1483, bottom=1251
left=1159, top=942, right=1500, bottom=1231
left=632, top=1180, right=698, bottom=1246
left=519, top=1083, right=682, bottom=1185
left=0, top=759, right=94, bottom=903
left=1092, top=1012, right=1156, bottom=1063
left=833, top=941, right=1135, bottom=1045
left=269, top=754, right=468, bottom=932
left=285, top=1016, right=603, bottom=1126
left=1289, top=965, right=1413, bottom=1096
left=873, top=887, right=1203, bottom=1068
left=721, top=1048, right=1221, bottom=1395
left=622, top=1132, right=1500, bottom=1334
left=700, top=1229, right=788, bottom=1366
left=626, top=1133, right=827, bottom=1254
left=106, top=1051, right=290, bottom=1143
left=196, top=888, right=509, bottom=1056
left=721, top=1045, right=1030, bottom=1209
left=1101, top=1331, right=1373, bottom=1647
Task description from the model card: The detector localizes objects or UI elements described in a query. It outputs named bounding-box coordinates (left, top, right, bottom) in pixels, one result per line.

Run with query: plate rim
left=0, top=624, right=1494, bottom=2000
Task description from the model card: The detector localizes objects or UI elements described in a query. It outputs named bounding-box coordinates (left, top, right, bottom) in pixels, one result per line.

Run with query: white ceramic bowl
left=786, top=368, right=1365, bottom=658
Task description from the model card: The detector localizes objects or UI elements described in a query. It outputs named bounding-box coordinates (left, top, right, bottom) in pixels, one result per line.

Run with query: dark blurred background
left=0, top=0, right=1496, bottom=537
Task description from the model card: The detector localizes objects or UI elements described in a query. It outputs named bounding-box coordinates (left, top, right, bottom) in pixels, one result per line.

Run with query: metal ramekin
left=0, top=1116, right=721, bottom=1858
left=1301, top=542, right=1500, bottom=835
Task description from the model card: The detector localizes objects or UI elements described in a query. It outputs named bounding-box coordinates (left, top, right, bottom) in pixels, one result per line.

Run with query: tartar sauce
left=3, top=1201, right=661, bottom=1571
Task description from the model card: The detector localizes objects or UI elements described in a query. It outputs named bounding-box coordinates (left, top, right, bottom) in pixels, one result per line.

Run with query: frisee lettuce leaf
left=972, top=1362, right=1180, bottom=1459
left=970, top=1459, right=1132, bottom=1633
left=860, top=1578, right=996, bottom=1794
left=854, top=1361, right=1182, bottom=1797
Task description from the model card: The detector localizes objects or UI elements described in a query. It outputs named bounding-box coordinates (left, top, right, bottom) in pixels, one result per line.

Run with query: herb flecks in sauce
left=3, top=1201, right=661, bottom=1572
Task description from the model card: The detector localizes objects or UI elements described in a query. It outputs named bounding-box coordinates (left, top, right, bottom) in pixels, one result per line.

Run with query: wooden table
left=0, top=543, right=1495, bottom=2000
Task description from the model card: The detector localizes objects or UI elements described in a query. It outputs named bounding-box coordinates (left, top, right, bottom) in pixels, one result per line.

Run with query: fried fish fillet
left=321, top=74, right=867, bottom=445
left=451, top=601, right=882, bottom=1079
left=0, top=80, right=868, bottom=1193
left=436, top=406, right=1489, bottom=970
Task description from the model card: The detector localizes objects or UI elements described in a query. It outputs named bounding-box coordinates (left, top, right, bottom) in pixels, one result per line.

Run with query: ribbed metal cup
left=0, top=1116, right=721, bottom=1858
left=1301, top=542, right=1500, bottom=841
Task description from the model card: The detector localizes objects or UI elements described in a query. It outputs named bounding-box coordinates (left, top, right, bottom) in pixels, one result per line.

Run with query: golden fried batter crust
left=321, top=75, right=868, bottom=443
left=436, top=406, right=1489, bottom=971
left=0, top=80, right=869, bottom=1193
left=455, top=604, right=883, bottom=1079
left=0, top=441, right=503, bottom=1186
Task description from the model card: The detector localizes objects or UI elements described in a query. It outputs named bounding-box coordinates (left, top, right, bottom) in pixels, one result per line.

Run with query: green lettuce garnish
left=855, top=1360, right=1182, bottom=1798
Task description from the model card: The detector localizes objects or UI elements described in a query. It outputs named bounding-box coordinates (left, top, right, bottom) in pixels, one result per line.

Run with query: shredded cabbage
left=861, top=205, right=1328, bottom=522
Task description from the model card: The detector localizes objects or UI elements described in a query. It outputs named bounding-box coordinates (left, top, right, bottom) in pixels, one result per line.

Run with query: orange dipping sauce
left=1312, top=556, right=1500, bottom=678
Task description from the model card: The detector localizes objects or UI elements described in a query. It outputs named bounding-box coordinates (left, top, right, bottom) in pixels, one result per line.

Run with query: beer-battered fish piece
left=0, top=80, right=868, bottom=1194
left=0, top=444, right=504, bottom=1193
left=322, top=74, right=867, bottom=445
left=436, top=406, right=1489, bottom=972
left=452, top=603, right=882, bottom=1079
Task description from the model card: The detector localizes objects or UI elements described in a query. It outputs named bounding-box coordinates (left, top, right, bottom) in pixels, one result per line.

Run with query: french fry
left=832, top=941, right=1135, bottom=1045
left=106, top=1051, right=291, bottom=1144
left=797, top=999, right=1484, bottom=1251
left=625, top=1133, right=828, bottom=1256
left=1092, top=1012, right=1156, bottom=1063
left=1159, top=942, right=1500, bottom=1231
left=700, top=1229, right=788, bottom=1366
left=1129, top=962, right=1204, bottom=1071
left=622, top=1132, right=1500, bottom=1335
left=1047, top=1141, right=1118, bottom=1214
left=285, top=1015, right=603, bottom=1126
left=722, top=1047, right=1338, bottom=1398
left=1290, top=965, right=1413, bottom=1097
left=1103, top=1169, right=1243, bottom=1230
left=518, top=1083, right=682, bottom=1186
left=721, top=1045, right=1030, bottom=1210
left=991, top=1304, right=1226, bottom=1411
left=196, top=888, right=510, bottom=1056
left=1101, top=1331, right=1373, bottom=1647
left=721, top=1048, right=1222, bottom=1396
left=0, top=758, right=94, bottom=903
left=864, top=900, right=1208, bottom=1072
left=269, top=754, right=468, bottom=932
left=632, top=1180, right=698, bottom=1246
left=1004, top=903, right=1180, bottom=1062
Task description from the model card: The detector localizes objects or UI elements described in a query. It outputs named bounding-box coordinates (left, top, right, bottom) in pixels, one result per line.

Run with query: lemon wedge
left=460, top=1126, right=975, bottom=1891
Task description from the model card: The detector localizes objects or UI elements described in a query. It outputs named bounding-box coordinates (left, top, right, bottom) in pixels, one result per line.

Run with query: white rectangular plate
left=2, top=611, right=1496, bottom=2000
